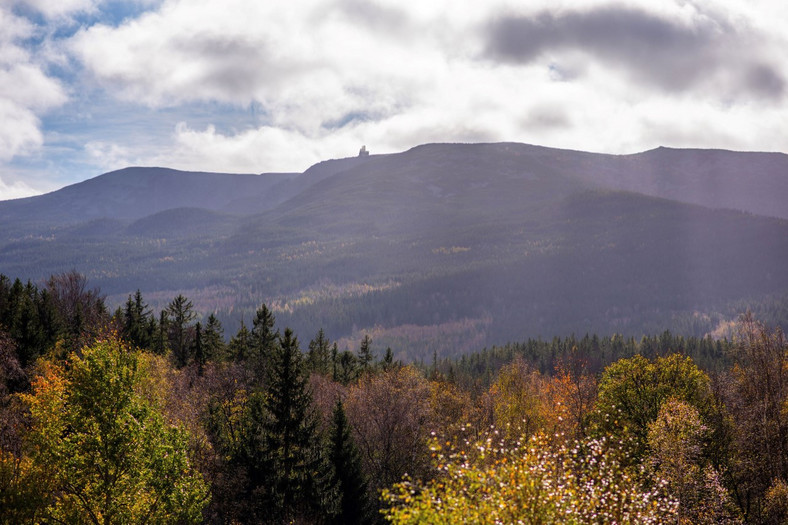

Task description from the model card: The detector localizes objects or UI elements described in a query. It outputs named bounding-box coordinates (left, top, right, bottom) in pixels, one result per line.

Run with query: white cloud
left=0, top=7, right=67, bottom=162
left=85, top=140, right=133, bottom=171
left=0, top=174, right=42, bottom=200
left=6, top=0, right=779, bottom=185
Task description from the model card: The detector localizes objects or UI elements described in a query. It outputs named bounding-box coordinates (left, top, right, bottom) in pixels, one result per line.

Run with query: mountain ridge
left=1, top=142, right=786, bottom=357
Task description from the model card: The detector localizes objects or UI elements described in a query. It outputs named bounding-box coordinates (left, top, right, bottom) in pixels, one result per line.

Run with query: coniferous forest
left=2, top=271, right=788, bottom=524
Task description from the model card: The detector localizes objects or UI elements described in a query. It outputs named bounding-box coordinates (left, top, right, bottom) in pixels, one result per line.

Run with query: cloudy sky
left=1, top=0, right=786, bottom=200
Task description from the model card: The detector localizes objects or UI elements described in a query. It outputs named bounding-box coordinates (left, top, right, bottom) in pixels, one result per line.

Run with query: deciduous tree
left=22, top=337, right=209, bottom=523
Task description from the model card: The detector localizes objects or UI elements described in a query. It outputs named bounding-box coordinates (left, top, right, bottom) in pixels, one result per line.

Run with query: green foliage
left=22, top=338, right=209, bottom=523
left=647, top=399, right=741, bottom=524
left=329, top=399, right=371, bottom=525
left=358, top=334, right=373, bottom=373
left=307, top=327, right=332, bottom=375
left=202, top=313, right=226, bottom=362
left=235, top=328, right=337, bottom=522
left=593, top=353, right=715, bottom=463
left=121, top=289, right=155, bottom=350
left=228, top=319, right=253, bottom=362
left=252, top=304, right=278, bottom=353
left=384, top=432, right=678, bottom=524
left=166, top=294, right=196, bottom=367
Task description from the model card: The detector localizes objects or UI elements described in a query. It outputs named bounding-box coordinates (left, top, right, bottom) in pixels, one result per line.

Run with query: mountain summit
left=1, top=142, right=787, bottom=357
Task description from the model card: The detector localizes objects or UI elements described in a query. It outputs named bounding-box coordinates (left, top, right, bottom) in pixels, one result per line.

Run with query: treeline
left=439, top=330, right=733, bottom=391
left=2, top=272, right=788, bottom=524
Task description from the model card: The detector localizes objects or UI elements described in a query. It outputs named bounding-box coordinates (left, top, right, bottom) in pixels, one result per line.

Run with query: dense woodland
left=4, top=145, right=788, bottom=359
left=2, top=271, right=788, bottom=524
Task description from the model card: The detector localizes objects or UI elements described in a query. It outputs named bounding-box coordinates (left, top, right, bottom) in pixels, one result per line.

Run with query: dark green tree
left=329, top=399, right=370, bottom=525
left=307, top=328, right=331, bottom=375
left=166, top=294, right=196, bottom=368
left=336, top=350, right=359, bottom=385
left=382, top=347, right=394, bottom=370
left=202, top=313, right=226, bottom=362
left=251, top=304, right=278, bottom=376
left=358, top=335, right=373, bottom=374
left=229, top=320, right=253, bottom=362
left=10, top=281, right=46, bottom=368
left=242, top=328, right=337, bottom=522
left=122, top=290, right=153, bottom=350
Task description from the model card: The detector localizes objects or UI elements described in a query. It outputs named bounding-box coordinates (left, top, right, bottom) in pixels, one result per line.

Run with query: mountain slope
left=0, top=167, right=298, bottom=232
left=524, top=144, right=788, bottom=219
left=1, top=142, right=786, bottom=357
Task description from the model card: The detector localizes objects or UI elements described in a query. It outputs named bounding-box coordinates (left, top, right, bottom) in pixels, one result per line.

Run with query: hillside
left=0, top=167, right=298, bottom=234
left=1, top=142, right=787, bottom=358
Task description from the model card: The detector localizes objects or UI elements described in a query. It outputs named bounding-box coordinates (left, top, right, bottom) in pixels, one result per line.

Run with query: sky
left=1, top=0, right=786, bottom=200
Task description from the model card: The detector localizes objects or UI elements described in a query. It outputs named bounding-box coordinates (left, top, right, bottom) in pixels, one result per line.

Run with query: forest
left=4, top=144, right=788, bottom=358
left=2, top=270, right=788, bottom=524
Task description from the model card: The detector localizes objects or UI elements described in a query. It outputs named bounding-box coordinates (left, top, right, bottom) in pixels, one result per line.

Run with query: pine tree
left=337, top=350, right=359, bottom=385
left=123, top=290, right=153, bottom=349
left=252, top=305, right=279, bottom=362
left=382, top=347, right=394, bottom=370
left=331, top=342, right=339, bottom=382
left=202, top=313, right=226, bottom=362
left=229, top=320, right=253, bottom=362
left=357, top=335, right=373, bottom=374
left=167, top=294, right=196, bottom=368
left=307, top=328, right=331, bottom=375
left=253, top=328, right=336, bottom=521
left=329, top=399, right=370, bottom=525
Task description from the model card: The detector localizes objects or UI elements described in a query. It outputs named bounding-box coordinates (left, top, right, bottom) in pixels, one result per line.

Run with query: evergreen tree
left=331, top=342, right=339, bottom=382
left=229, top=320, right=253, bottom=362
left=251, top=304, right=278, bottom=375
left=382, top=347, right=394, bottom=370
left=250, top=328, right=336, bottom=521
left=167, top=294, right=196, bottom=368
left=307, top=328, right=331, bottom=375
left=202, top=313, right=226, bottom=362
left=329, top=399, right=370, bottom=525
left=358, top=335, right=373, bottom=374
left=122, top=290, right=153, bottom=349
left=11, top=281, right=46, bottom=368
left=337, top=350, right=359, bottom=385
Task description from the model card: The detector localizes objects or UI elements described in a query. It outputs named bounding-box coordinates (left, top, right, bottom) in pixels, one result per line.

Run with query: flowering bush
left=384, top=430, right=677, bottom=524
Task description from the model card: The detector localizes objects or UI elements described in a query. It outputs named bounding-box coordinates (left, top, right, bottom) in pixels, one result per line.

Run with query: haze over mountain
left=2, top=142, right=787, bottom=359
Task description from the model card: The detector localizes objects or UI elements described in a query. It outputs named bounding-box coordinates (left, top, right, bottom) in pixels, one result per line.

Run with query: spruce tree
left=229, top=320, right=253, bottom=362
left=307, top=328, right=331, bottom=375
left=252, top=305, right=277, bottom=355
left=329, top=399, right=370, bottom=525
left=357, top=335, right=373, bottom=374
left=257, top=328, right=336, bottom=521
left=166, top=294, right=196, bottom=368
left=382, top=347, right=394, bottom=370
left=202, top=313, right=226, bottom=362
left=123, top=290, right=153, bottom=349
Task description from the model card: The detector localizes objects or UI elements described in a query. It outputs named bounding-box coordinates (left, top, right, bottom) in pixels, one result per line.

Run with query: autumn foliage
left=1, top=274, right=786, bottom=524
